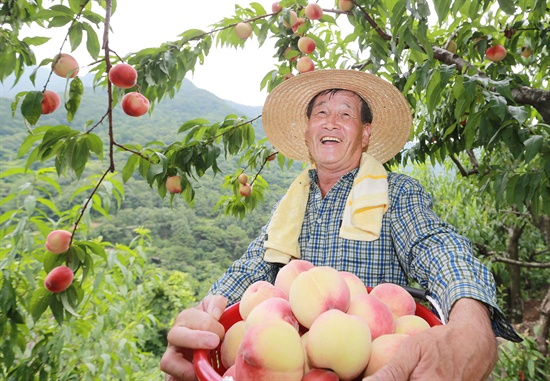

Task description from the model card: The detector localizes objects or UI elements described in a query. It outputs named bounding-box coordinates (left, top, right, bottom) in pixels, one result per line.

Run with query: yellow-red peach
left=223, top=364, right=236, bottom=379
left=166, top=175, right=182, bottom=194
left=306, top=309, right=371, bottom=381
left=109, top=63, right=137, bottom=89
left=44, top=265, right=74, bottom=293
left=289, top=266, right=350, bottom=329
left=305, top=3, right=323, bottom=20
left=271, top=2, right=282, bottom=13
left=303, top=368, right=339, bottom=381
left=300, top=331, right=313, bottom=374
left=239, top=280, right=288, bottom=320
left=364, top=333, right=409, bottom=376
left=221, top=320, right=246, bottom=369
left=121, top=92, right=150, bottom=117
left=338, top=0, right=354, bottom=11
left=297, top=36, right=316, bottom=54
left=239, top=183, right=252, bottom=197
left=485, top=44, right=507, bottom=62
left=274, top=259, right=315, bottom=297
left=369, top=283, right=416, bottom=318
left=340, top=271, right=368, bottom=298
left=45, top=229, right=72, bottom=254
left=235, top=319, right=304, bottom=381
left=282, top=10, right=298, bottom=28
left=292, top=17, right=306, bottom=35
left=41, top=90, right=61, bottom=115
left=347, top=293, right=395, bottom=340
left=52, top=53, right=79, bottom=78
left=235, top=22, right=252, bottom=40
left=296, top=56, right=315, bottom=73
left=237, top=173, right=248, bottom=185
left=244, top=297, right=299, bottom=333
left=393, top=314, right=430, bottom=335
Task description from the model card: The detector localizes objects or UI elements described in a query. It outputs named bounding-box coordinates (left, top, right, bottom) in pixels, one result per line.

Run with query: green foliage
left=493, top=334, right=550, bottom=381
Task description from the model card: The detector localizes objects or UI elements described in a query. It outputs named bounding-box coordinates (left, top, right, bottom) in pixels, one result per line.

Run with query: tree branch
left=475, top=243, right=550, bottom=268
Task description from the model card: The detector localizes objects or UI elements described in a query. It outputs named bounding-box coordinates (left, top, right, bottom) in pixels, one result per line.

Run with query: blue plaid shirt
left=209, top=169, right=521, bottom=341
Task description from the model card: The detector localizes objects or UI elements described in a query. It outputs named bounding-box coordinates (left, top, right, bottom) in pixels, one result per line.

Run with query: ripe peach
left=45, top=229, right=72, bottom=254
left=303, top=368, right=339, bottom=381
left=121, top=92, right=150, bottom=117
left=300, top=331, right=313, bottom=374
left=221, top=320, right=246, bottom=369
left=297, top=36, right=316, bottom=54
left=274, top=259, right=315, bottom=297
left=244, top=297, right=299, bottom=332
left=109, top=63, right=137, bottom=89
left=166, top=175, right=182, bottom=194
left=271, top=2, right=282, bottom=13
left=305, top=3, right=323, bottom=20
left=223, top=364, right=237, bottom=378
left=239, top=280, right=287, bottom=320
left=339, top=271, right=368, bottom=298
left=44, top=265, right=74, bottom=293
left=364, top=333, right=409, bottom=376
left=288, top=266, right=350, bottom=328
left=393, top=314, right=430, bottom=336
left=292, top=17, right=306, bottom=35
left=41, top=90, right=61, bottom=115
left=446, top=40, right=457, bottom=53
left=521, top=46, right=533, bottom=58
left=296, top=56, right=315, bottom=73
left=235, top=319, right=304, bottom=381
left=284, top=47, right=299, bottom=61
left=267, top=150, right=277, bottom=161
left=282, top=10, right=298, bottom=28
left=369, top=283, right=416, bottom=318
left=237, top=173, right=248, bottom=185
left=338, top=0, right=354, bottom=11
left=347, top=293, right=395, bottom=340
left=306, top=309, right=371, bottom=381
left=52, top=53, right=79, bottom=78
left=485, top=44, right=507, bottom=62
left=239, top=183, right=252, bottom=197
left=235, top=22, right=252, bottom=40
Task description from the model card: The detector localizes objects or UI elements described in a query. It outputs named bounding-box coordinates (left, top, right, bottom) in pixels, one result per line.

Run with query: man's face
left=305, top=90, right=371, bottom=172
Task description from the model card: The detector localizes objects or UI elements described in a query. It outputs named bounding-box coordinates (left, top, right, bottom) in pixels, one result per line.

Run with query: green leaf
left=30, top=287, right=53, bottom=322
left=122, top=154, right=139, bottom=182
left=66, top=76, right=83, bottom=122
left=68, top=23, right=84, bottom=54
left=178, top=29, right=206, bottom=44
left=21, top=91, right=43, bottom=126
left=524, top=135, right=543, bottom=163
left=497, top=0, right=516, bottom=14
left=433, top=0, right=452, bottom=23
left=82, top=22, right=100, bottom=59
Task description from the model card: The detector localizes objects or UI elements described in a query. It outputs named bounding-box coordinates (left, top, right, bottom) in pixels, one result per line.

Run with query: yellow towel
left=264, top=153, right=388, bottom=264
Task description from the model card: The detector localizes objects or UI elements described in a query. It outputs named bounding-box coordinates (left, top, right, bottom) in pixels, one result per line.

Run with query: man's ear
left=362, top=123, right=372, bottom=148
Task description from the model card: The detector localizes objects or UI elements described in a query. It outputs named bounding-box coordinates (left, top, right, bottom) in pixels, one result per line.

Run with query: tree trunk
left=536, top=287, right=550, bottom=356
left=507, top=225, right=523, bottom=323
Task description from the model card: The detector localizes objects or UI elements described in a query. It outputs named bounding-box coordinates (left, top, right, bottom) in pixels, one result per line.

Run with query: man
left=160, top=70, right=520, bottom=380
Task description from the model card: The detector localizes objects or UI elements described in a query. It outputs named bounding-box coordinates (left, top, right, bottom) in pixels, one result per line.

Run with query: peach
left=271, top=2, right=282, bottom=13
left=235, top=319, right=304, bottom=381
left=340, top=271, right=368, bottom=298
left=239, top=183, right=252, bottom=197
left=292, top=17, right=306, bottom=35
left=239, top=280, right=287, bottom=320
left=305, top=3, right=323, bottom=20
left=44, top=265, right=74, bottom=293
left=244, top=297, right=299, bottom=332
left=364, top=333, right=409, bottom=376
left=41, top=90, right=61, bottom=115
left=338, top=0, right=354, bottom=11
left=223, top=364, right=237, bottom=378
left=393, top=314, right=430, bottom=335
left=297, top=36, right=316, bottom=54
left=235, top=22, right=252, bottom=40
left=446, top=40, right=457, bottom=53
left=282, top=10, right=298, bottom=28
left=237, top=173, right=248, bottom=185
left=221, top=320, right=246, bottom=369
left=109, top=63, right=137, bottom=89
left=45, top=229, right=72, bottom=254
left=52, top=53, right=79, bottom=78
left=296, top=56, right=315, bottom=73
left=289, top=266, right=350, bottom=329
left=486, top=44, right=507, bottom=62
left=274, top=259, right=315, bottom=297
left=303, top=368, right=339, bottom=381
left=284, top=47, right=299, bottom=61
left=306, top=309, right=371, bottom=381
left=300, top=331, right=313, bottom=374
left=347, top=293, right=395, bottom=340
left=121, top=92, right=150, bottom=117
left=369, top=283, right=416, bottom=318
left=166, top=175, right=182, bottom=194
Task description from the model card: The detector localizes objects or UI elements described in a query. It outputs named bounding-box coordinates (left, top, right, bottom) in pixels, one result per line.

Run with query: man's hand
left=160, top=295, right=228, bottom=381
left=363, top=298, right=498, bottom=381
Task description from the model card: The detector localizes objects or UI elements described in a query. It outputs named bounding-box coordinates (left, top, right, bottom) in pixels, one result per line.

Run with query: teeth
left=321, top=136, right=341, bottom=143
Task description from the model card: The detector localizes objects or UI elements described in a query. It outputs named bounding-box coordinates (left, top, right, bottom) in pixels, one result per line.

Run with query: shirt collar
left=307, top=167, right=359, bottom=185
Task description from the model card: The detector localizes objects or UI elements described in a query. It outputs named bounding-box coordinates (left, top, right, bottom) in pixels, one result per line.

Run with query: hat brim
left=261, top=70, right=412, bottom=164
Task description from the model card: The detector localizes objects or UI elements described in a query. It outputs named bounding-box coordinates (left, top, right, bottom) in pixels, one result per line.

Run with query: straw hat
left=262, top=70, right=412, bottom=164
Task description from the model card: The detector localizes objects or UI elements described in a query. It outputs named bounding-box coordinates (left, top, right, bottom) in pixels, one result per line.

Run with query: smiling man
left=161, top=70, right=520, bottom=381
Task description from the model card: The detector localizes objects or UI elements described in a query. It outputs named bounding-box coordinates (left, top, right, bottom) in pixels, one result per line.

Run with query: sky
left=20, top=0, right=340, bottom=107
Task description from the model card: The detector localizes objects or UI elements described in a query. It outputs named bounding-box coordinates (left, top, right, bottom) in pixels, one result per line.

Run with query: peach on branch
left=282, top=10, right=298, bottom=28
left=306, top=309, right=371, bottom=381
left=364, top=333, right=409, bottom=376
left=288, top=265, right=350, bottom=328
left=485, top=44, right=507, bottom=62
left=393, top=314, right=430, bottom=335
left=339, top=271, right=368, bottom=298
left=239, top=183, right=252, bottom=197
left=235, top=22, right=252, bottom=40
left=45, top=229, right=72, bottom=254
left=52, top=53, right=79, bottom=78
left=296, top=56, right=315, bottom=73
left=369, top=283, right=416, bottom=318
left=271, top=2, right=282, bottom=13
left=305, top=3, right=323, bottom=20
left=41, top=90, right=61, bottom=115
left=166, top=175, right=183, bottom=194
left=121, top=92, right=150, bottom=117
left=446, top=40, right=457, bottom=53
left=338, top=0, right=354, bottom=11
left=292, top=17, right=306, bottom=35
left=239, top=280, right=287, bottom=320
left=284, top=47, right=299, bottom=62
left=221, top=320, right=246, bottom=369
left=235, top=319, right=304, bottom=381
left=244, top=297, right=299, bottom=332
left=44, top=265, right=74, bottom=293
left=274, top=259, right=315, bottom=297
left=109, top=63, right=137, bottom=89
left=347, top=293, right=395, bottom=340
left=297, top=36, right=316, bottom=54
left=237, top=173, right=248, bottom=185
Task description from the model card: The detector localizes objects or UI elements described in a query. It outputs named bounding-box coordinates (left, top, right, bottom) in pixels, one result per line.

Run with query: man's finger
left=160, top=346, right=197, bottom=381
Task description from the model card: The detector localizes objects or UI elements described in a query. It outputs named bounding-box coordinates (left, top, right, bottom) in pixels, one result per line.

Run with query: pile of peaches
left=214, top=259, right=436, bottom=381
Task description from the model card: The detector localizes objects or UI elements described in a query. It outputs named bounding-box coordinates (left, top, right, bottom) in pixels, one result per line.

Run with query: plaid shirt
left=209, top=169, right=521, bottom=341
